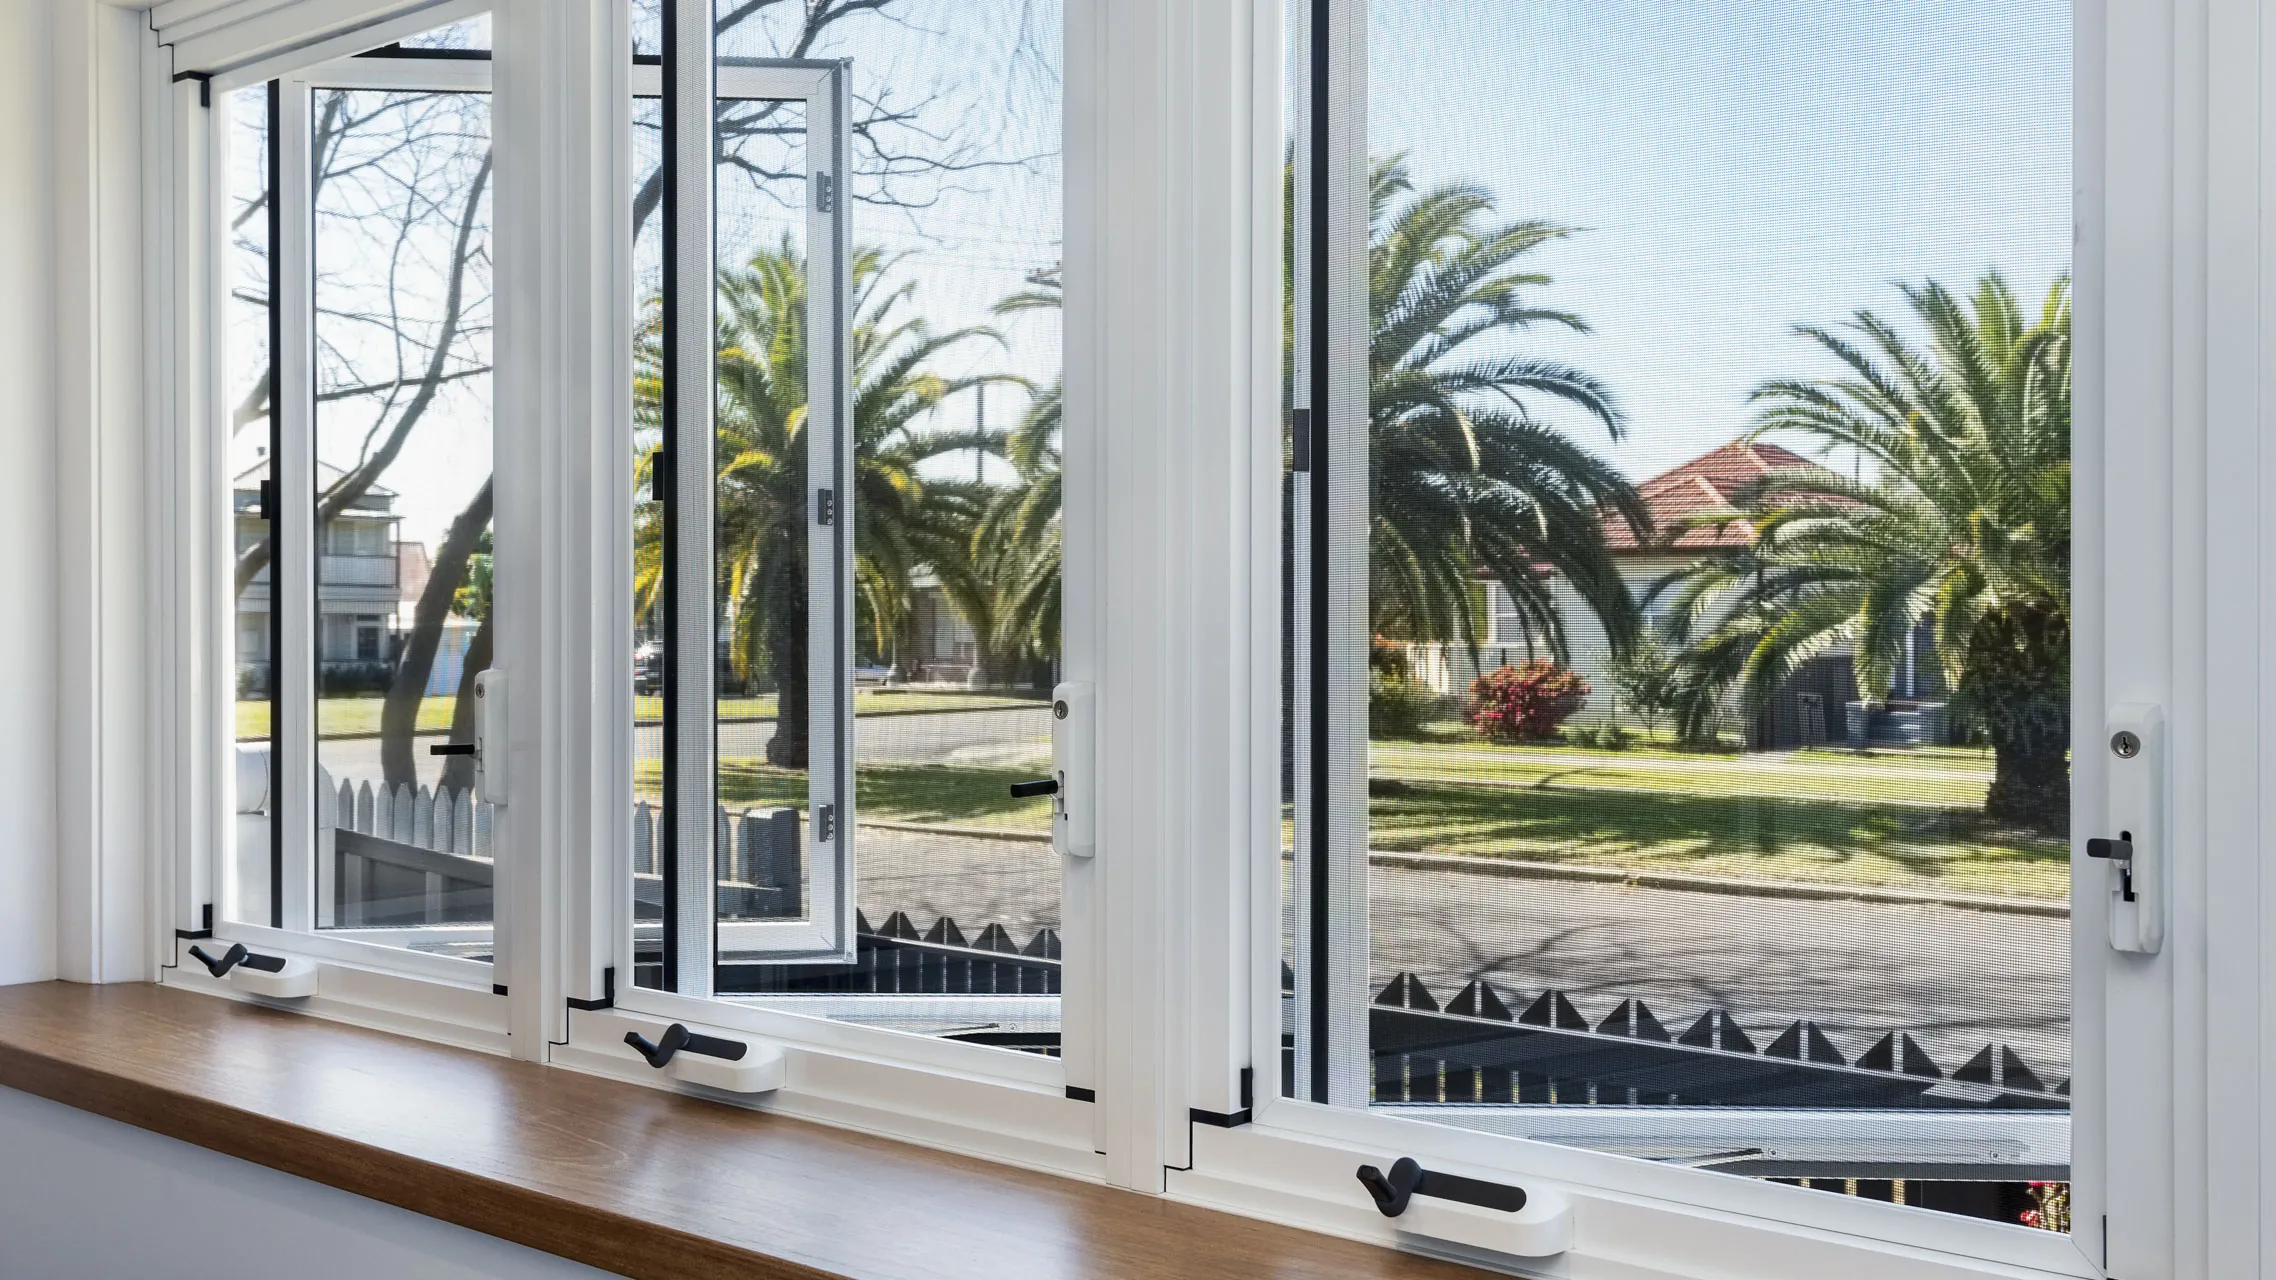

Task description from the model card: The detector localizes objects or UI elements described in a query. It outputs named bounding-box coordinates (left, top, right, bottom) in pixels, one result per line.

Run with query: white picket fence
left=319, top=766, right=494, bottom=860
left=317, top=765, right=495, bottom=928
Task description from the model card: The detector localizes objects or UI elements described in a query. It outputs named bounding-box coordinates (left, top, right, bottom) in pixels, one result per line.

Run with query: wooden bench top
left=0, top=981, right=1483, bottom=1280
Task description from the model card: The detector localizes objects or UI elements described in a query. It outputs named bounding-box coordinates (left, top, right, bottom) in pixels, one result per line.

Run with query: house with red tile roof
left=1405, top=441, right=1944, bottom=748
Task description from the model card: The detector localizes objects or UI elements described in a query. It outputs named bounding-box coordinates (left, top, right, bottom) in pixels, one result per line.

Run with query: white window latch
left=2090, top=703, right=2162, bottom=953
left=1051, top=681, right=1094, bottom=859
left=1006, top=681, right=1094, bottom=857
left=474, top=669, right=507, bottom=806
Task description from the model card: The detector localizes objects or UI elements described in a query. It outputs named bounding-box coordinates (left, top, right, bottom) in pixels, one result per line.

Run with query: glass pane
left=712, top=97, right=814, bottom=948
left=310, top=87, right=496, bottom=953
left=1289, top=0, right=2073, bottom=1232
left=393, top=16, right=490, bottom=51
left=707, top=0, right=1067, bottom=1043
left=632, top=95, right=667, bottom=981
left=227, top=85, right=274, bottom=927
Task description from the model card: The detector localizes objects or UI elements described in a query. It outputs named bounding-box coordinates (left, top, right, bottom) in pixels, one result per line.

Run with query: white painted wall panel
left=0, top=1085, right=613, bottom=1280
left=0, top=1, right=59, bottom=988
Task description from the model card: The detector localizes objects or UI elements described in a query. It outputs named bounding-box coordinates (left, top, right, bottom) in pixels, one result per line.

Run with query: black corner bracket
left=624, top=1023, right=749, bottom=1069
left=186, top=942, right=287, bottom=980
left=1357, top=1157, right=1528, bottom=1218
left=566, top=966, right=617, bottom=1012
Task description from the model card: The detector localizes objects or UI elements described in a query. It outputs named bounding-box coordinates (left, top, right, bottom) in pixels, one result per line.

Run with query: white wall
left=0, top=0, right=59, bottom=987
left=0, top=1085, right=610, bottom=1279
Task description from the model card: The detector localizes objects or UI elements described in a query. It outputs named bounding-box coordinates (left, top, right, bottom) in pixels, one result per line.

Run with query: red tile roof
left=1602, top=440, right=1841, bottom=552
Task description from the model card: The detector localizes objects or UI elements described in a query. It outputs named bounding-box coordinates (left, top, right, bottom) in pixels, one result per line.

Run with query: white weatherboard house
left=1406, top=441, right=1947, bottom=749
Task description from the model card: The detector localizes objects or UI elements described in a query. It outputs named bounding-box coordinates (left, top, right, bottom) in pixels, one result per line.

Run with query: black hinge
left=816, top=488, right=836, bottom=526
left=174, top=903, right=215, bottom=941
left=258, top=478, right=277, bottom=522
left=816, top=171, right=835, bottom=213
left=566, top=966, right=617, bottom=1011
left=649, top=448, right=668, bottom=503
left=1290, top=408, right=1313, bottom=472
left=817, top=803, right=837, bottom=842
left=172, top=70, right=212, bottom=109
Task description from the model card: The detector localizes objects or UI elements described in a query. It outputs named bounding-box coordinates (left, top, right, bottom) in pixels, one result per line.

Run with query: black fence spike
left=1519, top=989, right=1587, bottom=1030
left=1020, top=927, right=1061, bottom=960
left=973, top=923, right=1018, bottom=954
left=924, top=916, right=969, bottom=948
left=1679, top=1009, right=1756, bottom=1055
left=1765, top=1021, right=1806, bottom=1060
left=1447, top=980, right=1512, bottom=1022
left=1858, top=1032, right=1898, bottom=1072
left=1280, top=960, right=1296, bottom=992
left=1952, top=1044, right=1998, bottom=1086
left=854, top=909, right=875, bottom=936
left=2055, top=1076, right=2071, bottom=1096
left=1859, top=1031, right=1939, bottom=1077
left=1765, top=1020, right=1845, bottom=1065
left=1999, top=1046, right=2045, bottom=1093
left=1597, top=997, right=1670, bottom=1042
left=1897, top=1033, right=1943, bottom=1078
left=1374, top=973, right=1439, bottom=1012
left=879, top=910, right=921, bottom=940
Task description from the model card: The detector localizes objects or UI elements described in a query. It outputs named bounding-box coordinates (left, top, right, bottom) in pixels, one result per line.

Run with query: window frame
left=1155, top=0, right=2197, bottom=1277
left=149, top=0, right=1104, bottom=1176
left=117, top=0, right=2259, bottom=1273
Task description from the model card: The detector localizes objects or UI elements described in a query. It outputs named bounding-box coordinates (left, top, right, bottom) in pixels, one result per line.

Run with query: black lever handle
left=2087, top=835, right=2133, bottom=863
left=1009, top=777, right=1059, bottom=798
left=187, top=942, right=287, bottom=978
left=429, top=743, right=477, bottom=756
left=624, top=1023, right=749, bottom=1069
left=1357, top=1157, right=1527, bottom=1217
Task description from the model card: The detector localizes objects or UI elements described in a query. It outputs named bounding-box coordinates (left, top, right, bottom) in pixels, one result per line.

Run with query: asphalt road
left=306, top=703, right=2072, bottom=1080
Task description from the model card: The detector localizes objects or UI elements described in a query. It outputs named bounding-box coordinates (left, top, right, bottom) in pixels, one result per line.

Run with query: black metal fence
left=1355, top=970, right=2066, bottom=1111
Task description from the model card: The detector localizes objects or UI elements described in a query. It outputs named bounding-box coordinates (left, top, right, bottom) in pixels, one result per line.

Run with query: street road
left=304, top=702, right=2072, bottom=1081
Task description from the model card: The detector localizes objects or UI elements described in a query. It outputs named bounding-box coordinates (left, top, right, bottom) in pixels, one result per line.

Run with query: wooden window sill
left=0, top=982, right=1483, bottom=1279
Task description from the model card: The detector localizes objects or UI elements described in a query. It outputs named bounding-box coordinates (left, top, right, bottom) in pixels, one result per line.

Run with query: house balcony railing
left=320, top=552, right=398, bottom=588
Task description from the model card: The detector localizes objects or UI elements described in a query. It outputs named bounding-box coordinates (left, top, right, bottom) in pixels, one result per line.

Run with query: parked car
left=633, top=641, right=664, bottom=695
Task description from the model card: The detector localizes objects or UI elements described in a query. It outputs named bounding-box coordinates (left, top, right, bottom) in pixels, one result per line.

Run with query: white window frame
left=106, top=0, right=2265, bottom=1272
left=141, top=0, right=1104, bottom=1178
left=1138, top=0, right=2255, bottom=1278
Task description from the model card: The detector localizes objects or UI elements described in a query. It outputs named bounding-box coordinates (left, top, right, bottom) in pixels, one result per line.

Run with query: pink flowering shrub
left=1467, top=660, right=1590, bottom=743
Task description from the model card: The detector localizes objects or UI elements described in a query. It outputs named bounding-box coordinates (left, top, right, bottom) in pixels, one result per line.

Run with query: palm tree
left=930, top=276, right=1063, bottom=686
left=634, top=237, right=1006, bottom=768
left=1657, top=273, right=2071, bottom=834
left=1360, top=155, right=1645, bottom=659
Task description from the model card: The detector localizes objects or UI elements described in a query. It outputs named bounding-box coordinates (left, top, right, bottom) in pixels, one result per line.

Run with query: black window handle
left=624, top=1023, right=748, bottom=1068
left=1357, top=1157, right=1527, bottom=1217
left=1009, top=777, right=1059, bottom=798
left=429, top=743, right=476, bottom=756
left=187, top=942, right=287, bottom=979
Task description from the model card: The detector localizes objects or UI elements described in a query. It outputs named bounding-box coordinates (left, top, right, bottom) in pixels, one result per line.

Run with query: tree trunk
left=1965, top=598, right=2070, bottom=837
left=1985, top=730, right=2069, bottom=836
left=764, top=564, right=810, bottom=770
left=381, top=480, right=494, bottom=787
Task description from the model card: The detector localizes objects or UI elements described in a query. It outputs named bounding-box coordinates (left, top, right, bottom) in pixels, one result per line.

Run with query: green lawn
left=650, top=736, right=2064, bottom=902
left=639, top=758, right=1057, bottom=834
left=238, top=689, right=1041, bottom=741
left=1367, top=737, right=2064, bottom=899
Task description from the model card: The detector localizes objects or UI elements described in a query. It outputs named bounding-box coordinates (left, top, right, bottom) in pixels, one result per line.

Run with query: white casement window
left=122, top=0, right=2259, bottom=1273
left=1153, top=0, right=2246, bottom=1275
left=156, top=0, right=1097, bottom=1173
left=176, top=14, right=508, bottom=1019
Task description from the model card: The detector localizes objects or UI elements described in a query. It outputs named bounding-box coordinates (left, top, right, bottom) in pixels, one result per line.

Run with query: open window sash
left=648, top=29, right=855, bottom=993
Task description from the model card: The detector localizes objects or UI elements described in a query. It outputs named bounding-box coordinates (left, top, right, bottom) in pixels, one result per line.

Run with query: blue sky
left=249, top=0, right=2071, bottom=551
left=1367, top=0, right=2072, bottom=481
